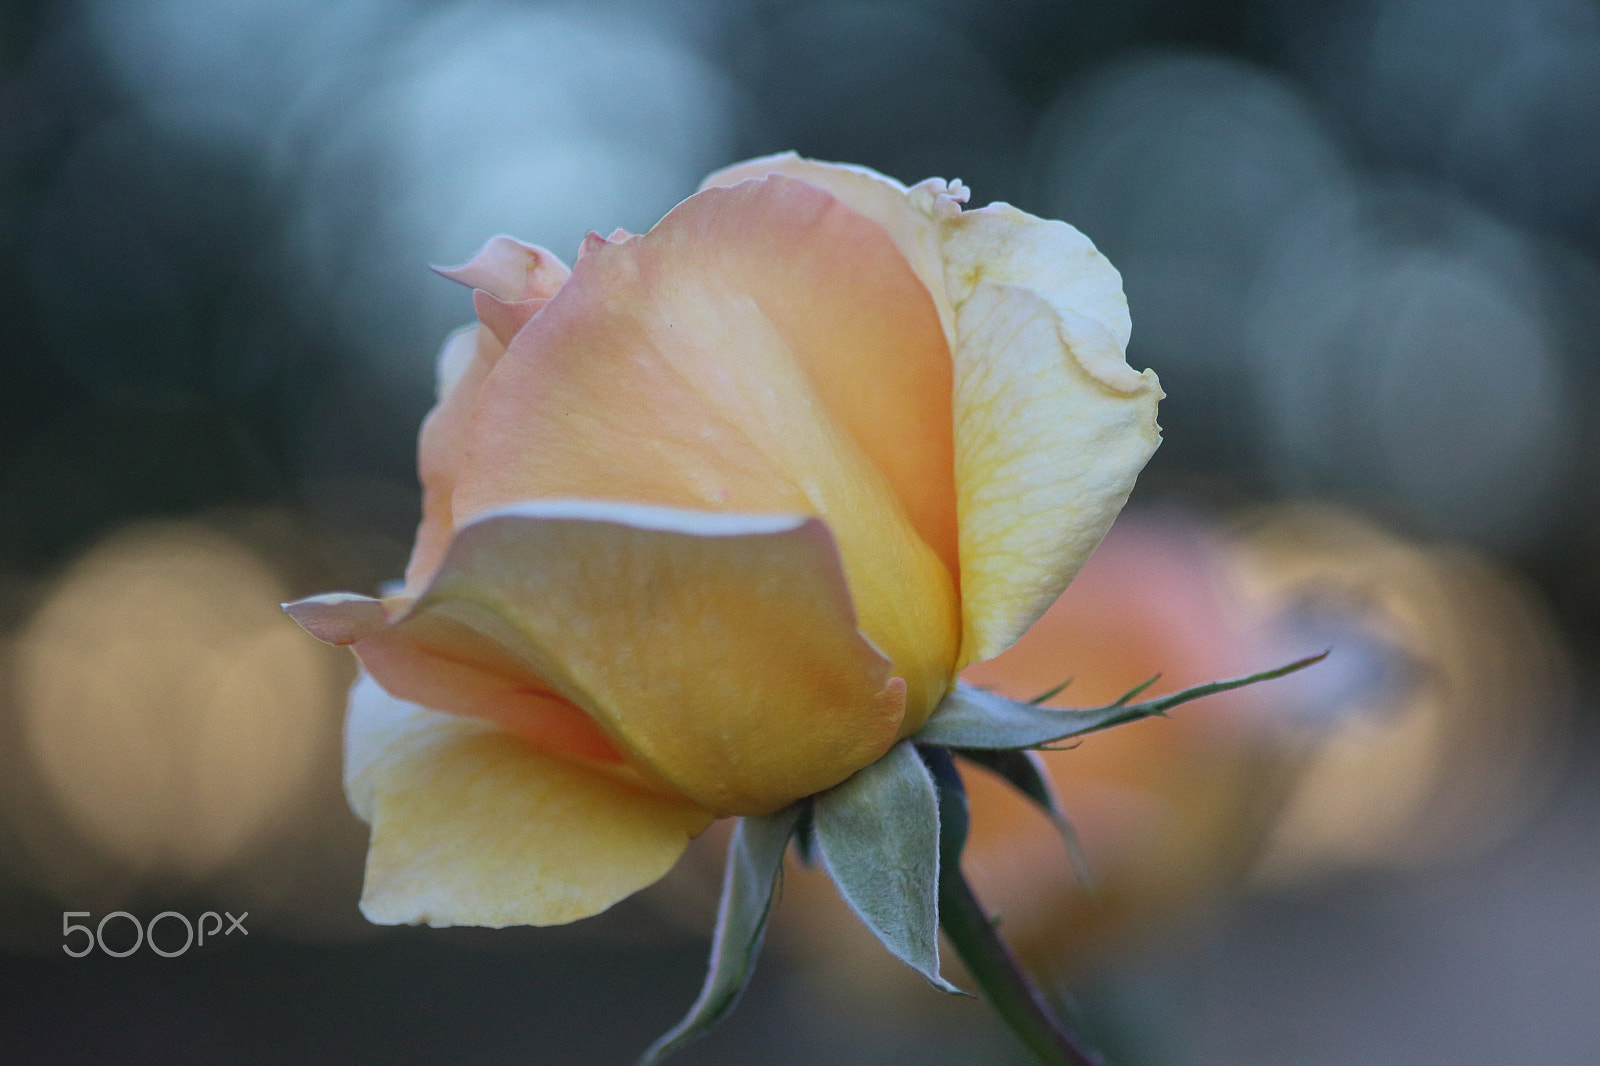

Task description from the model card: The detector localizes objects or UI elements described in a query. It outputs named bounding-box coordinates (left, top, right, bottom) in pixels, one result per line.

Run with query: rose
left=287, top=154, right=1162, bottom=929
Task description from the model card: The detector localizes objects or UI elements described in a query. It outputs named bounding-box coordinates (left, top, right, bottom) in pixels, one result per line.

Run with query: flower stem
left=938, top=868, right=1104, bottom=1066
left=921, top=743, right=1103, bottom=1066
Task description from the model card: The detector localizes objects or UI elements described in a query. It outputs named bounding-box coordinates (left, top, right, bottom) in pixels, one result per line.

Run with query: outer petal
left=299, top=502, right=909, bottom=816
left=425, top=502, right=907, bottom=815
left=705, top=155, right=1161, bottom=666
left=699, top=152, right=966, bottom=347
left=286, top=591, right=627, bottom=767
left=344, top=674, right=711, bottom=927
left=940, top=208, right=1161, bottom=664
left=452, top=176, right=960, bottom=724
left=944, top=280, right=1160, bottom=665
left=404, top=322, right=506, bottom=594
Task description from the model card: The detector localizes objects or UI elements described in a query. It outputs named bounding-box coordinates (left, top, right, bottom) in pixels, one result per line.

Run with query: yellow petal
left=940, top=206, right=1161, bottom=664
left=941, top=202, right=1131, bottom=361
left=452, top=175, right=960, bottom=722
left=413, top=502, right=908, bottom=815
left=344, top=674, right=711, bottom=927
left=944, top=282, right=1162, bottom=666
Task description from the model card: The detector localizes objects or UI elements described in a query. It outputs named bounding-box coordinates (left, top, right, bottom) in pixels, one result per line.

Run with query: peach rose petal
left=407, top=241, right=571, bottom=596
left=431, top=234, right=571, bottom=302
left=698, top=152, right=965, bottom=346
left=286, top=592, right=625, bottom=765
left=472, top=290, right=549, bottom=349
left=453, top=175, right=960, bottom=725
left=404, top=323, right=508, bottom=595
left=413, top=501, right=909, bottom=816
left=344, top=674, right=712, bottom=927
left=282, top=591, right=385, bottom=646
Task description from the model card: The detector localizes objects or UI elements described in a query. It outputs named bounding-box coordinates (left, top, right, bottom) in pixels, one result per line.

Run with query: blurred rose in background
left=767, top=508, right=1574, bottom=1052
left=2, top=1, right=1596, bottom=1063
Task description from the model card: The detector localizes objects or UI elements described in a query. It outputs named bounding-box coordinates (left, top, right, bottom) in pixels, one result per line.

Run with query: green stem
left=921, top=744, right=1103, bottom=1066
left=938, top=868, right=1103, bottom=1066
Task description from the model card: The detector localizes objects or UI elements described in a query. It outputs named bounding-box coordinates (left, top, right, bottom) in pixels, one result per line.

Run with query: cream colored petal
left=940, top=202, right=1158, bottom=665
left=947, top=281, right=1161, bottom=666
left=941, top=202, right=1132, bottom=356
left=344, top=674, right=711, bottom=927
left=415, top=501, right=907, bottom=816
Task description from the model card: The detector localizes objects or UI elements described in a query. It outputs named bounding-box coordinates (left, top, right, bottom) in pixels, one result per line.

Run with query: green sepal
left=923, top=744, right=1108, bottom=1065
left=914, top=652, right=1329, bottom=751
left=919, top=743, right=969, bottom=864
left=812, top=740, right=963, bottom=994
left=954, top=748, right=1096, bottom=893
left=637, top=805, right=802, bottom=1065
left=790, top=799, right=817, bottom=867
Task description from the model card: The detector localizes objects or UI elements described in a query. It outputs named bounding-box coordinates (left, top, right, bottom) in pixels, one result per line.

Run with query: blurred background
left=1, top=0, right=1596, bottom=1062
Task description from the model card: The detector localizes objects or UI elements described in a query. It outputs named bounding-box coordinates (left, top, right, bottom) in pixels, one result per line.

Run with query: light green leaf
left=638, top=806, right=801, bottom=1065
left=813, top=740, right=961, bottom=994
left=914, top=652, right=1329, bottom=750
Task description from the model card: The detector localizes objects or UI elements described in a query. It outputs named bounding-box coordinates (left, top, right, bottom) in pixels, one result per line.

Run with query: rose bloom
left=288, top=154, right=1161, bottom=927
